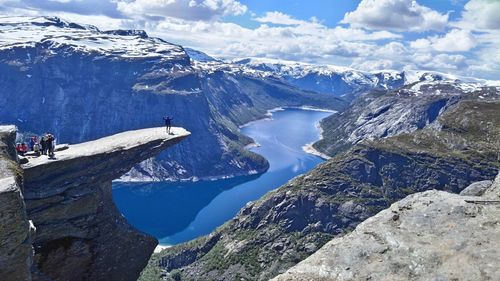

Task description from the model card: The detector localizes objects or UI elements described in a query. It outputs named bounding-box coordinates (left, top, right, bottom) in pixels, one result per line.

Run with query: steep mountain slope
left=0, top=16, right=345, bottom=181
left=143, top=95, right=499, bottom=280
left=314, top=79, right=500, bottom=157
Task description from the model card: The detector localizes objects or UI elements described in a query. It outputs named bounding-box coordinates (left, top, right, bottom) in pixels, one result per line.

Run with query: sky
left=0, top=0, right=499, bottom=79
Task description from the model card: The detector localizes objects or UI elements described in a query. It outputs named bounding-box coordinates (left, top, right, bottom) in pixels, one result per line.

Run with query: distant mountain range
left=186, top=48, right=499, bottom=99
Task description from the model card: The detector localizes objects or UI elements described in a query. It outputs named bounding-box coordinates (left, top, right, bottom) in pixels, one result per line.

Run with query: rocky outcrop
left=20, top=127, right=190, bottom=281
left=146, top=99, right=499, bottom=280
left=273, top=174, right=500, bottom=281
left=0, top=125, right=34, bottom=281
left=459, top=180, right=493, bottom=196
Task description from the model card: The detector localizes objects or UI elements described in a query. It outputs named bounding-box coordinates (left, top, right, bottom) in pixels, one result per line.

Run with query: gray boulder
left=273, top=176, right=500, bottom=281
left=460, top=180, right=493, bottom=196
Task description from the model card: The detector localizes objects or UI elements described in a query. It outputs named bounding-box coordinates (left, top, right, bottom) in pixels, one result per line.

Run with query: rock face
left=21, top=127, right=190, bottom=281
left=145, top=99, right=499, bottom=280
left=0, top=125, right=34, bottom=281
left=313, top=80, right=499, bottom=157
left=273, top=175, right=500, bottom=281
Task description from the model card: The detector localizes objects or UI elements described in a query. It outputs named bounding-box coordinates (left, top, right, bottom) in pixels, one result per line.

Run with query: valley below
left=113, top=108, right=332, bottom=245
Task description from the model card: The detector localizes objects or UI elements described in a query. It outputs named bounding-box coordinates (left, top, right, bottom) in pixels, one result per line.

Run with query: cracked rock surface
left=274, top=174, right=500, bottom=281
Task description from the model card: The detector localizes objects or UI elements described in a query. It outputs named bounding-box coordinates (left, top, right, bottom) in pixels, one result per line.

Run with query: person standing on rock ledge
left=46, top=133, right=56, bottom=158
left=163, top=116, right=174, bottom=135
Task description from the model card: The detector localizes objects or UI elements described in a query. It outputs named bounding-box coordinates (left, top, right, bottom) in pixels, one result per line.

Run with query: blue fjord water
left=112, top=108, right=331, bottom=245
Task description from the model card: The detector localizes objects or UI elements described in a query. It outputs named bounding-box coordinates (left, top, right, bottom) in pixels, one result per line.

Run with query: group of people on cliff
left=15, top=116, right=173, bottom=158
left=16, top=133, right=56, bottom=158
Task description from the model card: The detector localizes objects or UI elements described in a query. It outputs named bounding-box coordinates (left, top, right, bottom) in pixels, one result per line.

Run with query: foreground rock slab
left=21, top=127, right=190, bottom=281
left=274, top=176, right=500, bottom=281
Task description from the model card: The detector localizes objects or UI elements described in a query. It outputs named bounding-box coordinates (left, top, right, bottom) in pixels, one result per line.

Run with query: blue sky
left=233, top=0, right=461, bottom=28
left=0, top=0, right=499, bottom=79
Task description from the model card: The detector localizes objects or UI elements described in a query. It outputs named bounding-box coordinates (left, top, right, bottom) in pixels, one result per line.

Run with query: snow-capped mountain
left=0, top=16, right=187, bottom=61
left=189, top=57, right=406, bottom=98
left=184, top=47, right=219, bottom=62
left=188, top=51, right=500, bottom=99
left=243, top=58, right=405, bottom=98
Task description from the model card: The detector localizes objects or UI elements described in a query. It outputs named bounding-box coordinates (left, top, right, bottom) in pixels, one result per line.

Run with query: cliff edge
left=0, top=125, right=34, bottom=280
left=274, top=174, right=500, bottom=281
left=18, top=127, right=189, bottom=281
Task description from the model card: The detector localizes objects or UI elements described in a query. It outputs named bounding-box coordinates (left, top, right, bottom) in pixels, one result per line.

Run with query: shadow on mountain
left=112, top=174, right=261, bottom=238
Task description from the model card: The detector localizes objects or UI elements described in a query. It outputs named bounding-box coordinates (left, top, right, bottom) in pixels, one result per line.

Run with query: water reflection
left=113, top=174, right=261, bottom=238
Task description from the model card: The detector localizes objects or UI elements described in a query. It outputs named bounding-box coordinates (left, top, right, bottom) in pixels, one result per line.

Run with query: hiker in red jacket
left=16, top=142, right=28, bottom=156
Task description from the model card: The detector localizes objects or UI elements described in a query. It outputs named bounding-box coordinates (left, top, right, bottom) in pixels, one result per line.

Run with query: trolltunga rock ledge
left=21, top=127, right=190, bottom=281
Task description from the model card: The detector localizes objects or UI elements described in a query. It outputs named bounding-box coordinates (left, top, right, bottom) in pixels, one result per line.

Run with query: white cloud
left=0, top=0, right=19, bottom=4
left=116, top=0, right=247, bottom=21
left=410, top=29, right=477, bottom=52
left=458, top=0, right=500, bottom=30
left=254, top=11, right=306, bottom=26
left=141, top=14, right=402, bottom=62
left=423, top=53, right=468, bottom=70
left=48, top=0, right=81, bottom=3
left=342, top=0, right=448, bottom=32
left=351, top=58, right=396, bottom=71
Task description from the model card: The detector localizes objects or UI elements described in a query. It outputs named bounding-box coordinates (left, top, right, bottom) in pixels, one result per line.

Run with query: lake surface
left=112, top=108, right=332, bottom=245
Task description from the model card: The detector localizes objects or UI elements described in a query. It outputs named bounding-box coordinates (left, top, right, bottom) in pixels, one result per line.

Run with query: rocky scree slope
left=274, top=173, right=500, bottom=281
left=142, top=96, right=500, bottom=280
left=313, top=79, right=500, bottom=157
left=0, top=125, right=34, bottom=281
left=0, top=16, right=345, bottom=182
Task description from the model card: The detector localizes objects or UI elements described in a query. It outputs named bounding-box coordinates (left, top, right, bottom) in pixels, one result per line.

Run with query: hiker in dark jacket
left=29, top=137, right=35, bottom=151
left=40, top=134, right=47, bottom=155
left=163, top=116, right=173, bottom=134
left=46, top=133, right=55, bottom=157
